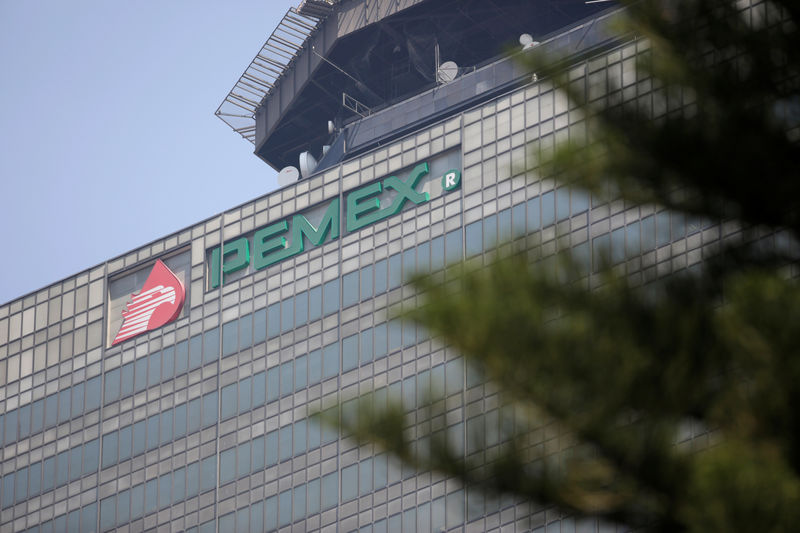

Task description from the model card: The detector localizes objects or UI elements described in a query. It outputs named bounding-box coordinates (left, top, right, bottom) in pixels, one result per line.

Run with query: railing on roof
left=215, top=2, right=337, bottom=144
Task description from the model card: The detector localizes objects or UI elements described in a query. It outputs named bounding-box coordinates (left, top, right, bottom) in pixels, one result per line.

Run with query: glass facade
left=0, top=9, right=788, bottom=531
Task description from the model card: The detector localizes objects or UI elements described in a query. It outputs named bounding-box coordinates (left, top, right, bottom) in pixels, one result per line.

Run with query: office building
left=0, top=0, right=727, bottom=531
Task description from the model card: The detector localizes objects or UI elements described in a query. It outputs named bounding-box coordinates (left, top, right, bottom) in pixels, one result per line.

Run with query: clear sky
left=0, top=0, right=299, bottom=304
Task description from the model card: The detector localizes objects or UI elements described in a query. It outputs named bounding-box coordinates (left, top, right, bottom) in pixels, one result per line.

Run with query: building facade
left=0, top=1, right=742, bottom=531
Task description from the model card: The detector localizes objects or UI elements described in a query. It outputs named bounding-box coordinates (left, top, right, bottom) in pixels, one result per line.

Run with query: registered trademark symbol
left=441, top=169, right=461, bottom=191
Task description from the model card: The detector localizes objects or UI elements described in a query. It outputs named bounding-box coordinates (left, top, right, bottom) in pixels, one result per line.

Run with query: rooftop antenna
left=299, top=151, right=319, bottom=179
left=436, top=61, right=459, bottom=83
left=277, top=166, right=300, bottom=187
left=519, top=33, right=540, bottom=51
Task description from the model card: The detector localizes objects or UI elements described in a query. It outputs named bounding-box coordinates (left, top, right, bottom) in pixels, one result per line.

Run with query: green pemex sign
left=209, top=162, right=461, bottom=289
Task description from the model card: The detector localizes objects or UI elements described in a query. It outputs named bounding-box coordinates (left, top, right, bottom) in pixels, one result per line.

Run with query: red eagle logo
left=111, top=259, right=186, bottom=345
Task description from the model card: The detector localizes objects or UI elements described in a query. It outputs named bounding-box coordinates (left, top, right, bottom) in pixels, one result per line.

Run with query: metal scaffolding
left=215, top=4, right=335, bottom=144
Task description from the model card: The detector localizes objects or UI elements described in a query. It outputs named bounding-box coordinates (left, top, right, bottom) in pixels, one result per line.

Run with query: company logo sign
left=112, top=259, right=186, bottom=345
left=208, top=161, right=461, bottom=289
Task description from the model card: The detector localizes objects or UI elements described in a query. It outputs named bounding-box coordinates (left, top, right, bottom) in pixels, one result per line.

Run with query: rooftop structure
left=218, top=0, right=618, bottom=173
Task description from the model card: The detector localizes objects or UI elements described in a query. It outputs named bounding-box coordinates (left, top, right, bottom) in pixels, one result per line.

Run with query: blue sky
left=0, top=0, right=298, bottom=304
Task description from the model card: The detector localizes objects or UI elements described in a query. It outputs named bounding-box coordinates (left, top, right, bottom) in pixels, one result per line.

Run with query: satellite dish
left=519, top=34, right=540, bottom=50
left=278, top=166, right=300, bottom=187
left=299, top=151, right=318, bottom=179
left=436, top=61, right=459, bottom=83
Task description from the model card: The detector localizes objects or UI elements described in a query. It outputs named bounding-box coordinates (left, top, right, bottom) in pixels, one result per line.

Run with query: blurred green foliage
left=329, top=1, right=800, bottom=530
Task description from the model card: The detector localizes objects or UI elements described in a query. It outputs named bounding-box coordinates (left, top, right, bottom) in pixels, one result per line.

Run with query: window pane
left=431, top=236, right=445, bottom=270
left=172, top=404, right=189, bottom=442
left=189, top=335, right=202, bottom=369
left=158, top=474, right=171, bottom=509
left=295, top=292, right=308, bottom=326
left=418, top=241, right=431, bottom=271
left=239, top=313, right=253, bottom=351
left=360, top=328, right=373, bottom=363
left=308, top=349, right=322, bottom=384
left=445, top=229, right=462, bottom=262
left=593, top=234, right=610, bottom=273
left=611, top=227, right=626, bottom=264
left=146, top=415, right=159, bottom=450
left=323, top=343, right=339, bottom=379
left=202, top=392, right=218, bottom=427
left=281, top=298, right=294, bottom=333
left=446, top=359, right=463, bottom=396
left=359, top=458, right=373, bottom=496
left=220, top=448, right=235, bottom=485
left=203, top=327, right=219, bottom=365
left=342, top=334, right=358, bottom=372
left=323, top=279, right=340, bottom=316
left=484, top=214, right=497, bottom=248
left=294, top=356, right=307, bottom=390
left=252, top=435, right=265, bottom=472
left=293, top=420, right=307, bottom=455
left=526, top=196, right=540, bottom=231
left=105, top=368, right=120, bottom=403
left=266, top=431, right=278, bottom=466
left=293, top=484, right=306, bottom=522
left=187, top=399, right=201, bottom=434
left=465, top=222, right=482, bottom=257
left=656, top=211, right=671, bottom=247
left=342, top=271, right=359, bottom=308
left=159, top=410, right=173, bottom=445
left=374, top=323, right=387, bottom=358
left=44, top=395, right=58, bottom=428
left=626, top=221, right=641, bottom=256
left=374, top=259, right=388, bottom=293
left=572, top=188, right=590, bottom=214
left=267, top=366, right=280, bottom=402
left=265, top=495, right=277, bottom=530
left=31, top=398, right=44, bottom=435
left=201, top=456, right=216, bottom=493
left=388, top=254, right=402, bottom=289
left=221, top=383, right=237, bottom=420
left=268, top=303, right=280, bottom=338
left=131, top=483, right=144, bottom=518
left=239, top=377, right=252, bottom=413
left=402, top=248, right=415, bottom=279
left=342, top=464, right=358, bottom=502
left=557, top=187, right=570, bottom=221
left=148, top=352, right=161, bottom=388
left=308, top=286, right=322, bottom=321
left=222, top=320, right=238, bottom=357
left=542, top=191, right=555, bottom=227
left=100, top=495, right=116, bottom=531
left=641, top=215, right=656, bottom=251
left=134, top=358, right=147, bottom=393
left=360, top=264, right=373, bottom=300
left=388, top=321, right=402, bottom=352
left=307, top=478, right=320, bottom=515
left=27, top=463, right=42, bottom=499
left=321, top=471, right=338, bottom=510
left=369, top=454, right=385, bottom=490
left=279, top=425, right=292, bottom=461
left=253, top=307, right=267, bottom=345
left=280, top=362, right=293, bottom=397
left=253, top=371, right=266, bottom=406
left=173, top=466, right=186, bottom=504
left=162, top=346, right=175, bottom=381
left=102, top=431, right=118, bottom=469
left=175, top=340, right=189, bottom=374
left=133, top=420, right=146, bottom=456
left=278, top=490, right=292, bottom=527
